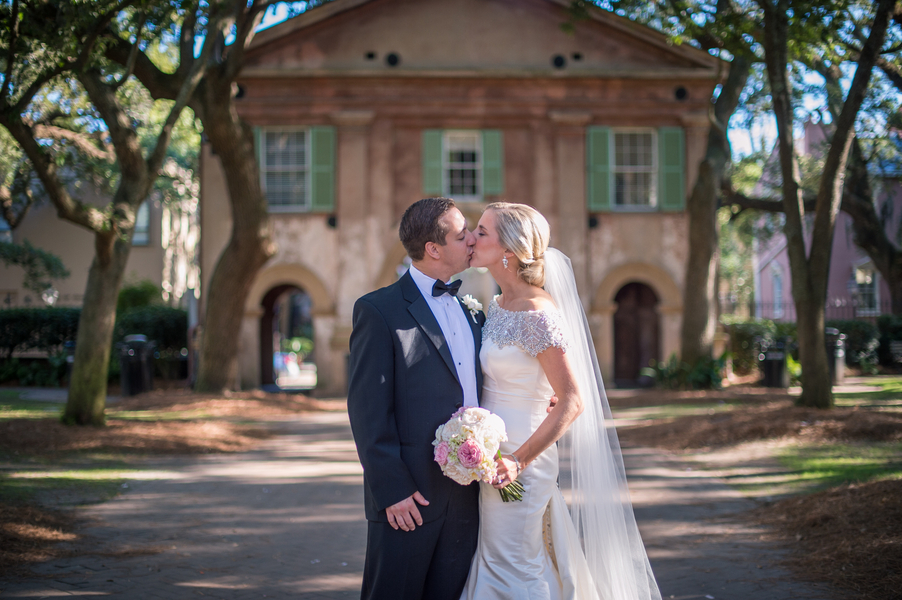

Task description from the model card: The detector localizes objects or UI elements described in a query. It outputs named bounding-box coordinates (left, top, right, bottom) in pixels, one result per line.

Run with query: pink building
left=753, top=122, right=901, bottom=322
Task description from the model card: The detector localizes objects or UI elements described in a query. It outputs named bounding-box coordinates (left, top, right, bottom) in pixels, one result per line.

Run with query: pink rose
left=434, top=441, right=451, bottom=466
left=457, top=439, right=483, bottom=468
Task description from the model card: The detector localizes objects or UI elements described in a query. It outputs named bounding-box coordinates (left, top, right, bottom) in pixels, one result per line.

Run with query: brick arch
left=592, top=262, right=682, bottom=314
left=246, top=263, right=334, bottom=316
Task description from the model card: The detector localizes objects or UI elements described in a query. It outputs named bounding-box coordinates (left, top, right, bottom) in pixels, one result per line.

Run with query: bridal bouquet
left=433, top=407, right=524, bottom=502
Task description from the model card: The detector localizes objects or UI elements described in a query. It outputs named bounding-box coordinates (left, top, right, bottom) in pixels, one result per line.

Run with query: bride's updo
left=485, top=202, right=550, bottom=288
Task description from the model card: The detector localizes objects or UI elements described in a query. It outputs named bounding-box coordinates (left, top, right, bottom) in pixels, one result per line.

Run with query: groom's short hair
left=400, top=197, right=456, bottom=261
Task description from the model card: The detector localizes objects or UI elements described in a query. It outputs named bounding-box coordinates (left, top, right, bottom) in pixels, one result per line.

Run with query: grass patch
left=0, top=469, right=126, bottom=507
left=835, top=377, right=902, bottom=408
left=776, top=442, right=902, bottom=492
left=0, top=399, right=64, bottom=421
left=613, top=400, right=740, bottom=422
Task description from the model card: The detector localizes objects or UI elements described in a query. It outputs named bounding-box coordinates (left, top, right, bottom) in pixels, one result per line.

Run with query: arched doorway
left=613, top=282, right=660, bottom=387
left=260, top=285, right=316, bottom=389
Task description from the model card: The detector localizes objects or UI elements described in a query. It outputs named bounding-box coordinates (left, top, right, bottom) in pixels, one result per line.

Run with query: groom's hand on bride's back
left=547, top=394, right=558, bottom=413
left=386, top=491, right=430, bottom=532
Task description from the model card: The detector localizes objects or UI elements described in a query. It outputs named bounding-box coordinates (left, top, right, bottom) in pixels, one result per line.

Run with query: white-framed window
left=612, top=129, right=657, bottom=209
left=259, top=128, right=310, bottom=211
left=133, top=202, right=150, bottom=246
left=444, top=131, right=482, bottom=201
left=587, top=126, right=683, bottom=213
left=771, top=267, right=784, bottom=319
left=853, top=264, right=880, bottom=316
left=422, top=129, right=503, bottom=201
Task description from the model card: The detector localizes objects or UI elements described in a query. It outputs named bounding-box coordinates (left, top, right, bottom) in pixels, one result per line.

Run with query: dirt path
left=0, top=411, right=835, bottom=600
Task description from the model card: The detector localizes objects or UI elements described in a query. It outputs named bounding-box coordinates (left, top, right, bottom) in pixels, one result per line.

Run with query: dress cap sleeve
left=520, top=310, right=569, bottom=357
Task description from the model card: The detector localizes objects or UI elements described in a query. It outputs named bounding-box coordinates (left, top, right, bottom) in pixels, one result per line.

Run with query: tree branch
left=1, top=0, right=20, bottom=103
left=31, top=124, right=114, bottom=162
left=809, top=0, right=894, bottom=281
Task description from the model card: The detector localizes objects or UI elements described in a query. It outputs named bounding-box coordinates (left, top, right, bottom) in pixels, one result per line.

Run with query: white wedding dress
left=460, top=249, right=661, bottom=600
left=461, top=299, right=600, bottom=600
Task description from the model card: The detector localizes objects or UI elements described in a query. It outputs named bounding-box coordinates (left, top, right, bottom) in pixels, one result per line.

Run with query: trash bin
left=825, top=327, right=846, bottom=386
left=758, top=337, right=790, bottom=388
left=117, top=334, right=156, bottom=396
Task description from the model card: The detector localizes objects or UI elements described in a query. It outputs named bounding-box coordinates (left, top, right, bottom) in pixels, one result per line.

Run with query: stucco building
left=753, top=122, right=901, bottom=322
left=0, top=196, right=199, bottom=312
left=200, top=0, right=722, bottom=393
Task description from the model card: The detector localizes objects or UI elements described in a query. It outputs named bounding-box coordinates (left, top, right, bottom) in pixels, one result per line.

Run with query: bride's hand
left=492, top=454, right=520, bottom=489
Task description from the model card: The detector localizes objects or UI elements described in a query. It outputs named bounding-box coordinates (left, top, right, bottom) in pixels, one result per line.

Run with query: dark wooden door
left=614, top=282, right=660, bottom=386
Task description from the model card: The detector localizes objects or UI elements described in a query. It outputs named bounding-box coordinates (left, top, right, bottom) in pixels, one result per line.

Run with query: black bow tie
left=432, top=279, right=462, bottom=297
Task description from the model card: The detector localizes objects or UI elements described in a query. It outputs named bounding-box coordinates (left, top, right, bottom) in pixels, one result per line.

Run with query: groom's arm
left=347, top=297, right=420, bottom=513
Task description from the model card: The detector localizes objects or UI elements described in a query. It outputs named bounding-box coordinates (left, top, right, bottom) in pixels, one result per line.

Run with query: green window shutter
left=658, top=127, right=685, bottom=212
left=422, top=129, right=443, bottom=195
left=586, top=127, right=611, bottom=212
left=482, top=130, right=504, bottom=196
left=310, top=126, right=335, bottom=212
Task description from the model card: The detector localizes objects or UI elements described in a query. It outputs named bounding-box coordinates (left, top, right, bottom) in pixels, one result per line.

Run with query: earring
left=502, top=256, right=509, bottom=270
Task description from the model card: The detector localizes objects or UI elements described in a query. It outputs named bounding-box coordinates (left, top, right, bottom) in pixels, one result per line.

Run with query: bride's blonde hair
left=485, top=202, right=550, bottom=288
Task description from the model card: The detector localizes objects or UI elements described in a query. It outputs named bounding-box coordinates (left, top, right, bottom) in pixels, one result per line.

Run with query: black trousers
left=360, top=493, right=479, bottom=600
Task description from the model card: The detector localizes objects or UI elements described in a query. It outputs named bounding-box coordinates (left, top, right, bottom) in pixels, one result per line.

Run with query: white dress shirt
left=408, top=265, right=478, bottom=407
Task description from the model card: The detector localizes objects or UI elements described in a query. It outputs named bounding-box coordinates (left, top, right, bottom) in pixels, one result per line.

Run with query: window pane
left=266, top=171, right=307, bottom=206
left=445, top=132, right=481, bottom=199
left=615, top=132, right=653, bottom=168
left=263, top=130, right=308, bottom=208
left=133, top=202, right=150, bottom=245
left=614, top=172, right=652, bottom=206
left=613, top=131, right=654, bottom=206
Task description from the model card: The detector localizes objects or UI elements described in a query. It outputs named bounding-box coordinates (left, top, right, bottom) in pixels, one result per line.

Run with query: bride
left=461, top=202, right=661, bottom=600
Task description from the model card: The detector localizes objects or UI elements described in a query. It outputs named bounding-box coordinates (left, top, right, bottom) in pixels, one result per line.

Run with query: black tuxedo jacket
left=347, top=270, right=485, bottom=523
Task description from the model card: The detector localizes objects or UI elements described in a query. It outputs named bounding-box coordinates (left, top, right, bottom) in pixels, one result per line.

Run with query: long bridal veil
left=544, top=248, right=661, bottom=600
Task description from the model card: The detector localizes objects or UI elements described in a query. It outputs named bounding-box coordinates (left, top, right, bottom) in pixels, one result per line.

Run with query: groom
left=347, top=197, right=484, bottom=600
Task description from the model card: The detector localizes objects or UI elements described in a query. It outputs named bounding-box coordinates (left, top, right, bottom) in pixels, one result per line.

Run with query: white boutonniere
left=461, top=294, right=483, bottom=321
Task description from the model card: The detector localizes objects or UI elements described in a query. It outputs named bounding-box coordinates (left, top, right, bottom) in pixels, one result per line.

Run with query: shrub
left=116, top=280, right=161, bottom=313
left=0, top=307, right=80, bottom=359
left=826, top=319, right=879, bottom=371
left=876, top=314, right=902, bottom=366
left=114, top=305, right=187, bottom=353
left=720, top=316, right=794, bottom=375
left=641, top=353, right=727, bottom=390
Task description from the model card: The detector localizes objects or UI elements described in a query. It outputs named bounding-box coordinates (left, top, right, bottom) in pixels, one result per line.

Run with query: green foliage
left=876, top=315, right=902, bottom=366
left=721, top=316, right=798, bottom=375
left=0, top=307, right=80, bottom=359
left=280, top=336, right=314, bottom=360
left=641, top=353, right=726, bottom=390
left=114, top=306, right=187, bottom=354
left=825, top=320, right=879, bottom=371
left=117, top=280, right=161, bottom=313
left=786, top=353, right=802, bottom=385
left=0, top=239, right=69, bottom=295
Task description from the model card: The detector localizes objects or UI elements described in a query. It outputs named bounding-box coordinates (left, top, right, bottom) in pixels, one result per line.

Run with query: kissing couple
left=348, top=198, right=661, bottom=600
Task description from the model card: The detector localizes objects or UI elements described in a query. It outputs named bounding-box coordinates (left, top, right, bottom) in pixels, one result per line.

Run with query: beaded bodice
left=481, top=298, right=569, bottom=357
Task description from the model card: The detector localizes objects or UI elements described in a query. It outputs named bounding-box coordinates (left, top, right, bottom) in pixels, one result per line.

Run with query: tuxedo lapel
left=400, top=272, right=459, bottom=382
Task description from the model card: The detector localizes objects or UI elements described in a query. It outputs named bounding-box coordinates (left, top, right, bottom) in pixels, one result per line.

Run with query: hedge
left=824, top=319, right=879, bottom=368
left=0, top=305, right=188, bottom=384
left=0, top=307, right=81, bottom=359
left=877, top=315, right=902, bottom=365
left=721, top=316, right=797, bottom=375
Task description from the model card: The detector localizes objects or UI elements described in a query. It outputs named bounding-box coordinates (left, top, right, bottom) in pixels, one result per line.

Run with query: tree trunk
left=795, top=298, right=832, bottom=405
left=194, top=83, right=275, bottom=392
left=62, top=234, right=131, bottom=425
left=680, top=56, right=751, bottom=364
left=681, top=160, right=719, bottom=364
